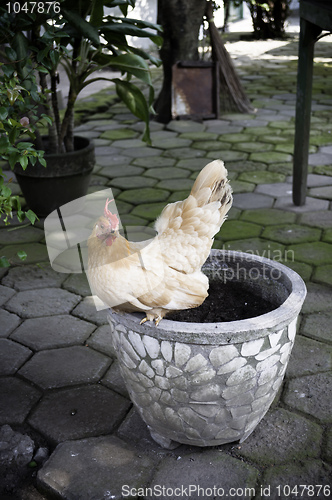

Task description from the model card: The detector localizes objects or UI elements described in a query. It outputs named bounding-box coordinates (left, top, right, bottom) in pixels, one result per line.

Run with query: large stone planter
left=108, top=250, right=307, bottom=449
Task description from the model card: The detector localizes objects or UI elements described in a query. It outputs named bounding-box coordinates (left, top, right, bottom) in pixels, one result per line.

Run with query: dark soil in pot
left=168, top=280, right=276, bottom=323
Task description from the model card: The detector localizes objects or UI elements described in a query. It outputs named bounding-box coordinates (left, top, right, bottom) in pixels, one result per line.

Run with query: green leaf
left=5, top=47, right=17, bottom=61
left=19, top=155, right=29, bottom=170
left=25, top=209, right=38, bottom=225
left=61, top=9, right=101, bottom=47
left=17, top=250, right=27, bottom=261
left=8, top=152, right=20, bottom=169
left=108, top=53, right=151, bottom=85
left=113, top=78, right=151, bottom=143
left=90, top=0, right=104, bottom=26
left=0, top=107, right=8, bottom=121
left=39, top=157, right=47, bottom=168
left=0, top=256, right=10, bottom=268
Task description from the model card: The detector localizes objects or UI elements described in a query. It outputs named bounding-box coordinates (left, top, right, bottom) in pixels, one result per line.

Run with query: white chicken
left=87, top=159, right=232, bottom=325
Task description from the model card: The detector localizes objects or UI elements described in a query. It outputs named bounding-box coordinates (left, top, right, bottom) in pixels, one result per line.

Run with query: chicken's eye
left=100, top=224, right=104, bottom=229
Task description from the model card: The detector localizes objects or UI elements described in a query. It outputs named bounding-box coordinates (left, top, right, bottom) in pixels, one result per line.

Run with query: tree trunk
left=154, top=0, right=207, bottom=123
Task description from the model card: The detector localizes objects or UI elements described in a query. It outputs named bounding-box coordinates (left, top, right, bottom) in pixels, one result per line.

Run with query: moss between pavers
left=309, top=134, right=332, bottom=146
left=249, top=152, right=292, bottom=164
left=218, top=133, right=253, bottom=143
left=230, top=180, right=255, bottom=193
left=288, top=241, right=332, bottom=265
left=216, top=220, right=262, bottom=241
left=241, top=208, right=296, bottom=226
left=312, top=264, right=332, bottom=287
left=130, top=202, right=166, bottom=221
left=236, top=142, right=274, bottom=153
left=323, top=228, right=332, bottom=244
left=192, top=141, right=232, bottom=151
left=239, top=171, right=285, bottom=184
left=262, top=224, right=321, bottom=245
left=100, top=128, right=138, bottom=141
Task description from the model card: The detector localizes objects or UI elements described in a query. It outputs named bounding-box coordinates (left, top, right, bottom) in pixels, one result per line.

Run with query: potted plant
left=0, top=0, right=162, bottom=216
left=0, top=63, right=48, bottom=265
left=108, top=249, right=306, bottom=449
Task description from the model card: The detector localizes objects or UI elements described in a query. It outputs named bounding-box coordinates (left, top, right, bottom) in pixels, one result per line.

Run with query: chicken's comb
left=104, top=198, right=119, bottom=227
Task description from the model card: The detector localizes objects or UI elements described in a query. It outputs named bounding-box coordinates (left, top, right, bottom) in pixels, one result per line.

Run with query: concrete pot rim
left=109, top=249, right=307, bottom=345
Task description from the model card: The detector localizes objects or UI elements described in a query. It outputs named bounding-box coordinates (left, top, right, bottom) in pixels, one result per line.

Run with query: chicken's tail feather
left=190, top=159, right=232, bottom=223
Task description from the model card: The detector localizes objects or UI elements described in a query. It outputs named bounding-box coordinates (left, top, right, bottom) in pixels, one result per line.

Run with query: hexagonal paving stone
left=250, top=152, right=292, bottom=164
left=323, top=228, right=332, bottom=244
left=144, top=166, right=191, bottom=180
left=179, top=132, right=218, bottom=141
left=72, top=296, right=109, bottom=326
left=0, top=338, right=32, bottom=375
left=149, top=450, right=259, bottom=497
left=0, top=284, right=15, bottom=306
left=167, top=190, right=191, bottom=202
left=0, top=243, right=49, bottom=265
left=262, top=224, right=321, bottom=245
left=283, top=372, right=332, bottom=423
left=0, top=309, right=20, bottom=338
left=300, top=210, right=332, bottom=229
left=217, top=220, right=262, bottom=241
left=177, top=157, right=216, bottom=171
left=1, top=263, right=66, bottom=291
left=301, top=311, right=332, bottom=343
left=313, top=263, right=332, bottom=286
left=151, top=137, right=192, bottom=149
left=18, top=346, right=111, bottom=389
left=0, top=377, right=41, bottom=424
left=133, top=156, right=176, bottom=168
left=108, top=176, right=157, bottom=189
left=10, top=315, right=96, bottom=350
left=99, top=128, right=138, bottom=141
left=166, top=120, right=206, bottom=133
left=5, top=288, right=81, bottom=318
left=239, top=171, right=286, bottom=185
left=219, top=133, right=253, bottom=144
left=261, top=460, right=332, bottom=498
left=62, top=273, right=92, bottom=297
left=236, top=142, right=274, bottom=153
left=38, top=435, right=155, bottom=500
left=157, top=178, right=194, bottom=191
left=255, top=182, right=292, bottom=197
left=286, top=335, right=332, bottom=378
left=224, top=238, right=285, bottom=259
left=288, top=241, right=332, bottom=265
left=99, top=164, right=142, bottom=179
left=87, top=324, right=116, bottom=358
left=163, top=147, right=206, bottom=159
left=0, top=226, right=44, bottom=245
left=232, top=193, right=274, bottom=210
left=241, top=208, right=296, bottom=226
left=237, top=408, right=322, bottom=466
left=118, top=187, right=170, bottom=205
left=309, top=185, right=332, bottom=200
left=192, top=140, right=231, bottom=151
left=207, top=150, right=248, bottom=161
left=230, top=180, right=255, bottom=193
left=29, top=385, right=130, bottom=444
left=302, top=283, right=332, bottom=314
left=283, top=260, right=312, bottom=282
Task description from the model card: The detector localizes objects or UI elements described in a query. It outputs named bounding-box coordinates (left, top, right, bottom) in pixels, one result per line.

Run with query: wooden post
left=293, top=17, right=321, bottom=206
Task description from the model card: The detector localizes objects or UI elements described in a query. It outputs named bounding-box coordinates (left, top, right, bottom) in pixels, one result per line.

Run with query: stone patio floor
left=0, top=29, right=332, bottom=500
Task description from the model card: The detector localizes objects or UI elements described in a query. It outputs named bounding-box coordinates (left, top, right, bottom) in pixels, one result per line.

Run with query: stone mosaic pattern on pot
left=109, top=314, right=297, bottom=447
